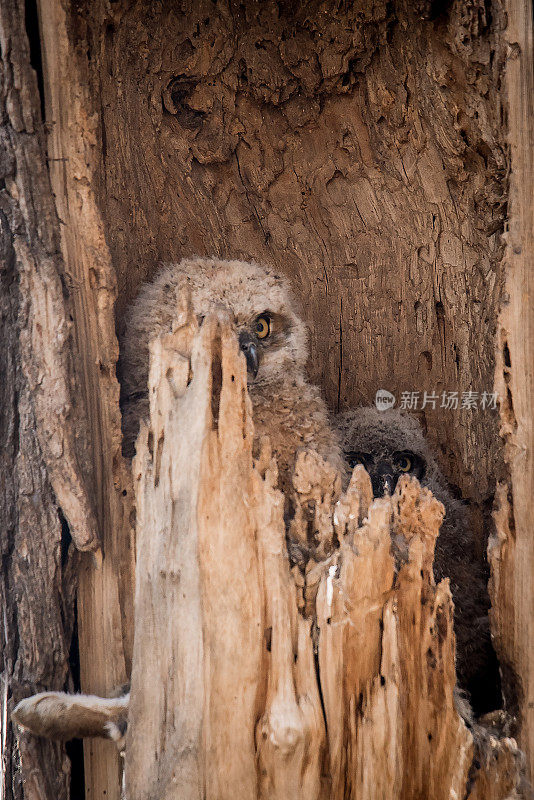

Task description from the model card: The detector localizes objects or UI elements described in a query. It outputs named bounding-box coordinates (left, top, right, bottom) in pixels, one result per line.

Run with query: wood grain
left=12, top=0, right=532, bottom=795
left=489, top=0, right=534, bottom=782
left=36, top=2, right=136, bottom=798
left=76, top=0, right=509, bottom=524
left=0, top=0, right=95, bottom=797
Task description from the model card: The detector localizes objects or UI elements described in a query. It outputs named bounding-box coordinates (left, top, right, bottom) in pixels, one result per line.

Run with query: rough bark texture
left=489, top=0, right=534, bottom=781
left=4, top=0, right=532, bottom=797
left=0, top=1, right=99, bottom=554
left=36, top=2, right=137, bottom=798
left=127, top=313, right=522, bottom=800
left=0, top=1, right=134, bottom=799
left=0, top=1, right=95, bottom=798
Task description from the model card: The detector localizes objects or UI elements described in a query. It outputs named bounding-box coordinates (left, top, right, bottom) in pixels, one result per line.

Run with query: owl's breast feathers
left=250, top=378, right=345, bottom=494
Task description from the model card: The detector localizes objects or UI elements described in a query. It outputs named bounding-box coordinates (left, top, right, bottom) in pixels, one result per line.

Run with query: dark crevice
left=313, top=624, right=328, bottom=740
left=66, top=608, right=85, bottom=800
left=503, top=341, right=511, bottom=368
left=24, top=0, right=45, bottom=121
left=59, top=509, right=72, bottom=569
left=210, top=332, right=223, bottom=430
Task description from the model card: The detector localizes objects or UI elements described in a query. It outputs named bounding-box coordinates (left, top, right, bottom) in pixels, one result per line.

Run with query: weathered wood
left=0, top=0, right=103, bottom=797
left=128, top=302, right=261, bottom=799
left=0, top=0, right=98, bottom=555
left=4, top=1, right=532, bottom=798
left=58, top=0, right=517, bottom=734
left=127, top=319, right=522, bottom=800
left=35, top=1, right=137, bottom=798
left=489, top=0, right=534, bottom=782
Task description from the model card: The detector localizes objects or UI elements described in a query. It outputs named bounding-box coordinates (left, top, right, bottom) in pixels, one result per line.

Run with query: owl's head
left=336, top=407, right=446, bottom=497
left=128, top=257, right=309, bottom=387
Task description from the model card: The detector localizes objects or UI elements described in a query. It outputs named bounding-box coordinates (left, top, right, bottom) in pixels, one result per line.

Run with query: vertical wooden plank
left=490, top=0, right=534, bottom=781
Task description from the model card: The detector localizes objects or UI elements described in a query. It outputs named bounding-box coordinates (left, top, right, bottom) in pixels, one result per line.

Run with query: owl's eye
left=397, top=455, right=412, bottom=472
left=345, top=451, right=370, bottom=470
left=255, top=315, right=271, bottom=339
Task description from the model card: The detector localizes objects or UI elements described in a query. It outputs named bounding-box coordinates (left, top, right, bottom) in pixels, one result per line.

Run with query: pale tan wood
left=255, top=454, right=326, bottom=800
left=128, top=303, right=263, bottom=800
left=36, top=3, right=136, bottom=799
left=489, top=0, right=534, bottom=782
left=127, top=319, right=522, bottom=800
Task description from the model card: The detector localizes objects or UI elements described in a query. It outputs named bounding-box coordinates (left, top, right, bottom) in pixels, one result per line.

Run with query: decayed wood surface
left=127, top=314, right=522, bottom=800
left=36, top=2, right=137, bottom=798
left=0, top=0, right=100, bottom=797
left=490, top=0, right=534, bottom=782
left=5, top=1, right=531, bottom=798
left=66, top=0, right=517, bottom=731
left=0, top=1, right=99, bottom=555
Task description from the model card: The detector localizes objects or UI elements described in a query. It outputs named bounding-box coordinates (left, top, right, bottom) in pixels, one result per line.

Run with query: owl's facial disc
left=345, top=448, right=426, bottom=496
left=372, top=451, right=425, bottom=496
left=237, top=311, right=296, bottom=382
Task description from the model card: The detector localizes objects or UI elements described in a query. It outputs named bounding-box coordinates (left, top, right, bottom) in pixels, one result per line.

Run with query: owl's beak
left=372, top=462, right=398, bottom=497
left=238, top=332, right=260, bottom=378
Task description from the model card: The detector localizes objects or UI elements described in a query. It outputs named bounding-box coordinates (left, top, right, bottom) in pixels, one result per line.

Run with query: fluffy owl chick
left=120, top=257, right=344, bottom=492
left=336, top=406, right=499, bottom=714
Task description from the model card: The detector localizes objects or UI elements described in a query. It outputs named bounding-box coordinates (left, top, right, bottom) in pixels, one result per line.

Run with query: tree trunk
left=2, top=0, right=533, bottom=799
left=126, top=308, right=521, bottom=800
left=0, top=2, right=97, bottom=798
left=0, top=2, right=135, bottom=799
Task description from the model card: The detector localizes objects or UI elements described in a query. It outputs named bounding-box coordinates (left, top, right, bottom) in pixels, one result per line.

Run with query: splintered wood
left=128, top=313, right=522, bottom=800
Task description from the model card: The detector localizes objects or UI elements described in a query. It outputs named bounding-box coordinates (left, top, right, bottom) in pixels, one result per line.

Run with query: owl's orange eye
left=255, top=316, right=271, bottom=339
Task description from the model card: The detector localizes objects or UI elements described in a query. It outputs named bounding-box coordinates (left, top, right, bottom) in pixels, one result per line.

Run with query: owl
left=335, top=405, right=500, bottom=715
left=120, top=257, right=344, bottom=492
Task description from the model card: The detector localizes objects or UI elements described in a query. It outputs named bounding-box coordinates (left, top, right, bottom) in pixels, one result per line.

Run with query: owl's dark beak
left=239, top=332, right=260, bottom=378
left=371, top=462, right=398, bottom=497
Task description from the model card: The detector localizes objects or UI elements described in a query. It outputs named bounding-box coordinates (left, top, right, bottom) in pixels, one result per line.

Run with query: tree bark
left=35, top=1, right=137, bottom=798
left=0, top=2, right=134, bottom=799
left=80, top=0, right=508, bottom=523
left=489, top=0, right=534, bottom=780
left=0, top=1, right=97, bottom=798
